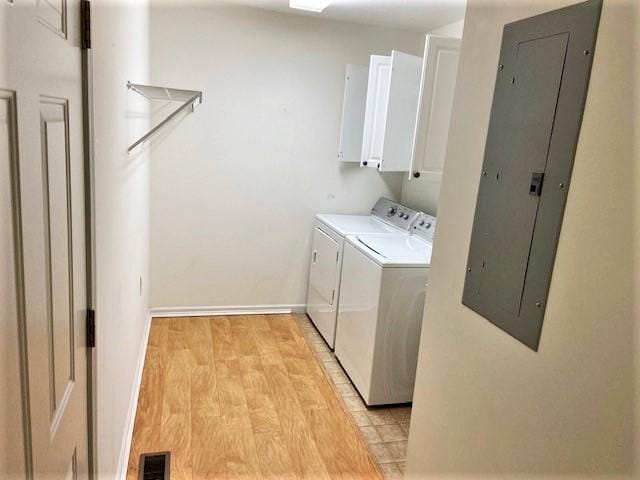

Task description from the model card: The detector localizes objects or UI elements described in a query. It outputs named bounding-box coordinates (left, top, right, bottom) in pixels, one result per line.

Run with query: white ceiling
left=224, top=0, right=466, bottom=32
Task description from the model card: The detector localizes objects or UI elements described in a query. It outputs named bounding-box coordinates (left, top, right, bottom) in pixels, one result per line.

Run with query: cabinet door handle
left=312, top=250, right=317, bottom=264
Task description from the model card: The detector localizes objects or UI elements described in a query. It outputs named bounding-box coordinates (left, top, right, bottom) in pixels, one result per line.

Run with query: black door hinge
left=86, top=309, right=95, bottom=348
left=81, top=0, right=91, bottom=50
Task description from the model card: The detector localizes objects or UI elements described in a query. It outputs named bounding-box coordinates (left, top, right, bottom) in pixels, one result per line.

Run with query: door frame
left=80, top=0, right=97, bottom=477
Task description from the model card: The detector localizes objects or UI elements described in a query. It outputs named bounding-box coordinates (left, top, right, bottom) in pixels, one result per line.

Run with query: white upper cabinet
left=361, top=51, right=423, bottom=172
left=360, top=55, right=392, bottom=169
left=410, top=35, right=461, bottom=180
left=338, top=64, right=368, bottom=163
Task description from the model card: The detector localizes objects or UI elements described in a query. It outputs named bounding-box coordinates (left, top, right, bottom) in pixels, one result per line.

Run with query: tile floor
left=295, top=314, right=410, bottom=479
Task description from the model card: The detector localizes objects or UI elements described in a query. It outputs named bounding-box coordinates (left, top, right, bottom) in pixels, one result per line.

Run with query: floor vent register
left=139, top=452, right=170, bottom=480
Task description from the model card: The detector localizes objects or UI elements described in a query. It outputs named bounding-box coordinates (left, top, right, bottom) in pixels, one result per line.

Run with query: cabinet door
left=360, top=55, right=391, bottom=169
left=379, top=50, right=423, bottom=172
left=410, top=35, right=461, bottom=180
left=338, top=64, right=368, bottom=163
left=309, top=227, right=340, bottom=307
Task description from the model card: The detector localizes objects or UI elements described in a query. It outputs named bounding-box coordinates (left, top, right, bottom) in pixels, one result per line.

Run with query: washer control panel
left=412, top=213, right=437, bottom=241
left=371, top=198, right=420, bottom=231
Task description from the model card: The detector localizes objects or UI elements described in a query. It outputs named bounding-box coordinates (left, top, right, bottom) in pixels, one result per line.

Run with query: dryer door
left=307, top=227, right=341, bottom=348
left=309, top=227, right=340, bottom=307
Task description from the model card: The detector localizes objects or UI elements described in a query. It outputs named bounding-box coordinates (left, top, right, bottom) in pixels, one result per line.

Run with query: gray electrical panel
left=462, top=0, right=602, bottom=351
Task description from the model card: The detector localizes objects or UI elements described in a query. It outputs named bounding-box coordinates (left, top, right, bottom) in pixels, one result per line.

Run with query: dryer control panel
left=371, top=198, right=419, bottom=232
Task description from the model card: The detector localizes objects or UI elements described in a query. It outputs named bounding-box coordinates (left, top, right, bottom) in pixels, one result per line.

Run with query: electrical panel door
left=463, top=0, right=602, bottom=350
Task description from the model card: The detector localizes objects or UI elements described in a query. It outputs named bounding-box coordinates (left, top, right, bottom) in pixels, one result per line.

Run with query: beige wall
left=400, top=19, right=465, bottom=215
left=92, top=0, right=151, bottom=477
left=148, top=4, right=423, bottom=309
left=406, top=0, right=639, bottom=478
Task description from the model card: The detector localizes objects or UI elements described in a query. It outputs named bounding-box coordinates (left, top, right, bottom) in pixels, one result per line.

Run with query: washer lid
left=316, top=214, right=404, bottom=237
left=349, top=234, right=432, bottom=267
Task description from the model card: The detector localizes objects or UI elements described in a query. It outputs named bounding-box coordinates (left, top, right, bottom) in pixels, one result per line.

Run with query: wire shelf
left=127, top=81, right=203, bottom=153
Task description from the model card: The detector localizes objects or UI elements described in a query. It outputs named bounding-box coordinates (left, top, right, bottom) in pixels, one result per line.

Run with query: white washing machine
left=335, top=213, right=436, bottom=405
left=306, top=198, right=420, bottom=349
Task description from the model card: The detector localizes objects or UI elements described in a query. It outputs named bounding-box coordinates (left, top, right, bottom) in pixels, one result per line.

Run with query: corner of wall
left=92, top=0, right=151, bottom=476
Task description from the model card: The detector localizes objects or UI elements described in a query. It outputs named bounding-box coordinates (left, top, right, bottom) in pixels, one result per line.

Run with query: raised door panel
left=360, top=55, right=391, bottom=169
left=338, top=64, right=367, bottom=163
left=379, top=50, right=422, bottom=172
left=40, top=98, right=75, bottom=423
left=411, top=35, right=461, bottom=179
left=37, top=0, right=68, bottom=38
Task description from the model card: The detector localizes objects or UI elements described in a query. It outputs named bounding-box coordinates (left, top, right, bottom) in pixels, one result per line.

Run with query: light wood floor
left=126, top=314, right=384, bottom=479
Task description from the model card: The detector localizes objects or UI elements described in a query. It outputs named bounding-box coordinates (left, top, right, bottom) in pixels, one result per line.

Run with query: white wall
left=406, top=0, right=639, bottom=478
left=92, top=0, right=150, bottom=477
left=400, top=19, right=464, bottom=215
left=430, top=19, right=465, bottom=37
left=148, top=4, right=423, bottom=309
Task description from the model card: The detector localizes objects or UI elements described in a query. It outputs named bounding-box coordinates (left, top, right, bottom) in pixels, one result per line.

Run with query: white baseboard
left=149, top=304, right=307, bottom=317
left=116, top=311, right=152, bottom=480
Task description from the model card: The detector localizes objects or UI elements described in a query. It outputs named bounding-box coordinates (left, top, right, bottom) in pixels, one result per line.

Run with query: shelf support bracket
left=127, top=81, right=203, bottom=153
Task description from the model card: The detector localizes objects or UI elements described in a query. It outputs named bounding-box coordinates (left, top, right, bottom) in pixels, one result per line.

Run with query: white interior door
left=3, top=0, right=90, bottom=478
left=410, top=35, right=461, bottom=180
